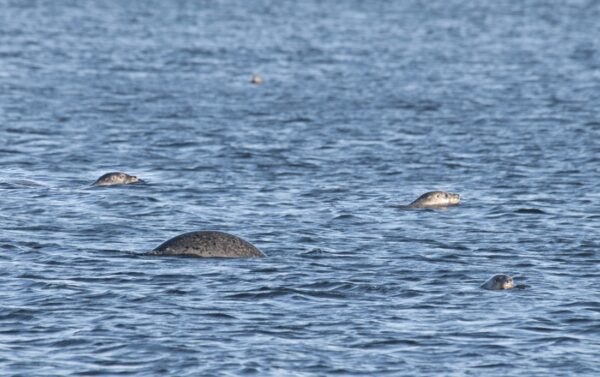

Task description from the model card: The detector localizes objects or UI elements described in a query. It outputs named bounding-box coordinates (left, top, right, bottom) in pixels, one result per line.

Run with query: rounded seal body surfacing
left=151, top=231, right=265, bottom=258
left=93, top=172, right=139, bottom=186
left=409, top=191, right=460, bottom=208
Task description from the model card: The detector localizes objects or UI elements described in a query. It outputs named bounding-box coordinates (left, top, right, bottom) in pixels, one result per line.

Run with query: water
left=1, top=0, right=599, bottom=375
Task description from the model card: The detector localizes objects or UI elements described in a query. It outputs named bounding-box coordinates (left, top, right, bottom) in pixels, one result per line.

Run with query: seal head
left=151, top=231, right=265, bottom=258
left=408, top=191, right=460, bottom=208
left=481, top=274, right=514, bottom=290
left=93, top=172, right=139, bottom=186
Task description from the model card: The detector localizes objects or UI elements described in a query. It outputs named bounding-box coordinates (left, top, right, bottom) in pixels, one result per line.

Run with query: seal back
left=151, top=231, right=265, bottom=258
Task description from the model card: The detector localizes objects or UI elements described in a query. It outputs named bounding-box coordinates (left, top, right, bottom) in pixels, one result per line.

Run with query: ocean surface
left=1, top=0, right=599, bottom=375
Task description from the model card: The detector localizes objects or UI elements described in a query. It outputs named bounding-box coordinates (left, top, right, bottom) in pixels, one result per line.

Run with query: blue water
left=1, top=0, right=599, bottom=375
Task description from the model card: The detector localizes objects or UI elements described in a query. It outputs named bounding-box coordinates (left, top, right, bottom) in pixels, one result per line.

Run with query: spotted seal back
left=151, top=231, right=265, bottom=258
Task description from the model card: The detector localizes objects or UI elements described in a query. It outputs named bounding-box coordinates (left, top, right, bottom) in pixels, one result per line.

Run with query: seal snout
left=450, top=193, right=460, bottom=205
left=503, top=277, right=515, bottom=289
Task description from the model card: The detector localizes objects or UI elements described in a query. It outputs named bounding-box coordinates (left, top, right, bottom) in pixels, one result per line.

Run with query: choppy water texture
left=1, top=0, right=599, bottom=375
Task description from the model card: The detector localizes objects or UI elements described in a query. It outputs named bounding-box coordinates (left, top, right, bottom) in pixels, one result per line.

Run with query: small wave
left=225, top=286, right=347, bottom=300
left=301, top=247, right=331, bottom=257
left=202, top=312, right=237, bottom=320
left=515, top=208, right=547, bottom=214
left=281, top=116, right=313, bottom=124
left=350, top=338, right=420, bottom=349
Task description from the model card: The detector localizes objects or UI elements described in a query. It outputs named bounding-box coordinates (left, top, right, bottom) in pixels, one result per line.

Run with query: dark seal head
left=93, top=172, right=139, bottom=186
left=481, top=274, right=514, bottom=290
left=151, top=231, right=265, bottom=258
left=408, top=191, right=460, bottom=208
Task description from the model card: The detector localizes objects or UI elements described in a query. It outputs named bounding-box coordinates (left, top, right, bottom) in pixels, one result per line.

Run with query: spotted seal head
left=408, top=191, right=460, bottom=208
left=150, top=231, right=265, bottom=258
left=93, top=172, right=139, bottom=186
left=481, top=274, right=514, bottom=290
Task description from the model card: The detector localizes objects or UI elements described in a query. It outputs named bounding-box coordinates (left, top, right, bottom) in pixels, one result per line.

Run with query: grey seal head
left=408, top=191, right=460, bottom=208
left=481, top=274, right=514, bottom=290
left=151, top=231, right=265, bottom=258
left=93, top=172, right=139, bottom=186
